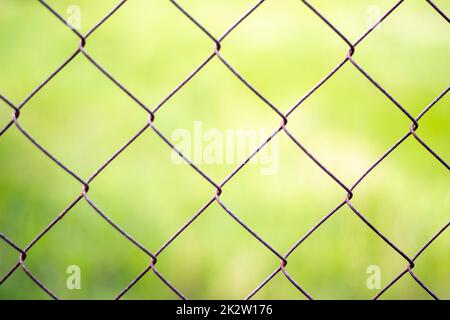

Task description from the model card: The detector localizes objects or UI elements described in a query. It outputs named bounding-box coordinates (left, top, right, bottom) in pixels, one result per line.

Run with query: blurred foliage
left=0, top=0, right=449, bottom=299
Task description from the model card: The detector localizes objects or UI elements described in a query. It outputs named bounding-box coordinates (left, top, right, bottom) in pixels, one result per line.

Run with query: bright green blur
left=0, top=0, right=449, bottom=300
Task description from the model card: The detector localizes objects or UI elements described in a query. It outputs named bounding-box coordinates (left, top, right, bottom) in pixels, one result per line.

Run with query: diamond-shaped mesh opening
left=18, top=55, right=146, bottom=177
left=0, top=129, right=80, bottom=245
left=155, top=202, right=281, bottom=299
left=287, top=63, right=411, bottom=184
left=19, top=201, right=150, bottom=299
left=221, top=133, right=344, bottom=250
left=351, top=138, right=449, bottom=255
left=86, top=0, right=213, bottom=109
left=285, top=206, right=408, bottom=299
left=221, top=0, right=348, bottom=111
left=0, top=0, right=78, bottom=101
left=87, top=128, right=214, bottom=251
left=23, top=200, right=152, bottom=299
left=154, top=58, right=281, bottom=181
left=356, top=0, right=450, bottom=115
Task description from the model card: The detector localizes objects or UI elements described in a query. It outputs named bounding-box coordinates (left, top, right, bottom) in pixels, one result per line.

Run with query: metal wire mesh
left=0, top=0, right=448, bottom=300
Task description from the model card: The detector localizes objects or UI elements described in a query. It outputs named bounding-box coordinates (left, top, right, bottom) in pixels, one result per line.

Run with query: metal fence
left=0, top=0, right=448, bottom=300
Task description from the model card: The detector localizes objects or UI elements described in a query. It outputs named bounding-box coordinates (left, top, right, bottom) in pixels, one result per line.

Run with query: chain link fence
left=0, top=0, right=448, bottom=300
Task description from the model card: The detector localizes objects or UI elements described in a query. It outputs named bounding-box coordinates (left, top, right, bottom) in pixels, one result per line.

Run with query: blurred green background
left=0, top=0, right=449, bottom=300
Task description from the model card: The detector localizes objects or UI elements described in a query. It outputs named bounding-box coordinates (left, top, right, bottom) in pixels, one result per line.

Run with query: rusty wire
left=0, top=0, right=449, bottom=300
